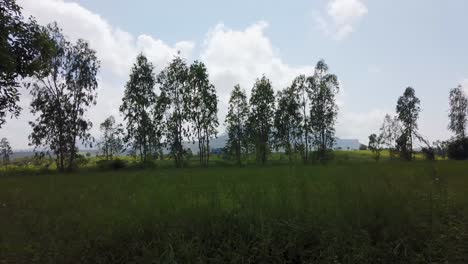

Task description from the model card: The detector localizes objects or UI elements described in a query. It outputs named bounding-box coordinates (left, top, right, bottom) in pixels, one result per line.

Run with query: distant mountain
left=10, top=135, right=361, bottom=159
left=333, top=138, right=361, bottom=150
left=184, top=134, right=361, bottom=153
left=183, top=134, right=228, bottom=153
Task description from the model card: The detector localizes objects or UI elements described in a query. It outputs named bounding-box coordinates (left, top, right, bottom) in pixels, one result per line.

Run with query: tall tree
left=0, top=138, right=13, bottom=166
left=273, top=85, right=301, bottom=163
left=0, top=0, right=53, bottom=127
left=379, top=114, right=401, bottom=159
left=120, top=54, right=158, bottom=162
left=291, top=75, right=312, bottom=163
left=225, top=85, right=249, bottom=165
left=396, top=87, right=421, bottom=160
left=99, top=116, right=124, bottom=160
left=448, top=85, right=468, bottom=139
left=187, top=61, right=218, bottom=167
left=157, top=56, right=189, bottom=167
left=248, top=76, right=275, bottom=164
left=28, top=23, right=100, bottom=172
left=309, top=60, right=339, bottom=161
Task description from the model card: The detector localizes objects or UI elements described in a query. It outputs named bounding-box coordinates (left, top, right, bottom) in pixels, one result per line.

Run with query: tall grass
left=1, top=161, right=467, bottom=263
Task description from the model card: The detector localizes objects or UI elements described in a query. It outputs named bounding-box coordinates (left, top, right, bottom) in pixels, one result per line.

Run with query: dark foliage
left=0, top=0, right=54, bottom=127
left=96, top=159, right=128, bottom=170
left=447, top=138, right=468, bottom=160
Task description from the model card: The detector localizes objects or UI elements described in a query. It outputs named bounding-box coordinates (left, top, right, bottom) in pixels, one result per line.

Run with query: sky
left=2, top=0, right=468, bottom=149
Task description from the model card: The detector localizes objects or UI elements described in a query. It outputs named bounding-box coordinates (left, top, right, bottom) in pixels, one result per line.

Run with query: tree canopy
left=0, top=0, right=54, bottom=127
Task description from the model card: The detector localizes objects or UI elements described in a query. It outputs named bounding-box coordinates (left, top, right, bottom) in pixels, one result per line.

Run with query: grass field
left=1, top=154, right=468, bottom=263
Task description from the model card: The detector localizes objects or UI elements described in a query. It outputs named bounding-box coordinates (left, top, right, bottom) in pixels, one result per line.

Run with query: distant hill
left=333, top=138, right=361, bottom=150
left=10, top=136, right=361, bottom=159
left=184, top=134, right=361, bottom=153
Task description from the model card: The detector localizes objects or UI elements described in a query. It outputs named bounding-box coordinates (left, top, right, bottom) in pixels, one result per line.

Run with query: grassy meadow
left=1, top=152, right=468, bottom=263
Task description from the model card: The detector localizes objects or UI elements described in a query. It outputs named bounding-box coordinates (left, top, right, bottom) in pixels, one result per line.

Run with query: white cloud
left=18, top=0, right=195, bottom=77
left=315, top=0, right=368, bottom=40
left=201, top=22, right=315, bottom=126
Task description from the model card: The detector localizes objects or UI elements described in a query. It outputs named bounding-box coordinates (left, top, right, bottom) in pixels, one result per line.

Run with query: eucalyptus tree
left=120, top=54, right=158, bottom=162
left=396, top=87, right=421, bottom=160
left=0, top=138, right=13, bottom=166
left=157, top=56, right=190, bottom=167
left=0, top=0, right=53, bottom=127
left=448, top=85, right=468, bottom=139
left=99, top=116, right=124, bottom=160
left=187, top=61, right=218, bottom=166
left=379, top=114, right=401, bottom=159
left=273, top=85, right=301, bottom=163
left=308, top=60, right=339, bottom=161
left=248, top=76, right=275, bottom=164
left=225, top=85, right=249, bottom=165
left=28, top=23, right=100, bottom=172
left=290, top=75, right=312, bottom=162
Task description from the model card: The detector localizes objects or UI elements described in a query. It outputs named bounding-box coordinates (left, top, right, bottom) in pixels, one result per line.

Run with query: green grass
left=1, top=159, right=468, bottom=263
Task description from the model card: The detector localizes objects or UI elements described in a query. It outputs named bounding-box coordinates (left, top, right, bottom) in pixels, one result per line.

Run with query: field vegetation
left=1, top=152, right=468, bottom=263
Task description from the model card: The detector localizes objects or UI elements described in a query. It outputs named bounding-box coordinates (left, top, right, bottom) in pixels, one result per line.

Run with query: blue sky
left=2, top=0, right=468, bottom=149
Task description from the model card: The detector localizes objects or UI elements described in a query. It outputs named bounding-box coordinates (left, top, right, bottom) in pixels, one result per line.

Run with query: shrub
left=447, top=138, right=468, bottom=160
left=96, top=159, right=127, bottom=170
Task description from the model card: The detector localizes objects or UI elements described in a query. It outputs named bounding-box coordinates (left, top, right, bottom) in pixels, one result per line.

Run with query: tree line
left=1, top=0, right=468, bottom=171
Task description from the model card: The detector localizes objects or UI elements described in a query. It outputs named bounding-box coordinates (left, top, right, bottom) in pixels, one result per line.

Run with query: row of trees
left=114, top=56, right=340, bottom=166
left=225, top=61, right=340, bottom=165
left=118, top=55, right=218, bottom=167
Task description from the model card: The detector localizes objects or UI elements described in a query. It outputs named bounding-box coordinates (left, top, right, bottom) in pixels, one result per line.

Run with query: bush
left=447, top=138, right=468, bottom=160
left=96, top=159, right=127, bottom=170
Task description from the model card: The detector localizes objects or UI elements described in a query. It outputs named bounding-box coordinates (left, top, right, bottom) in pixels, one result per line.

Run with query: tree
left=0, top=0, right=53, bottom=127
left=187, top=61, right=218, bottom=167
left=28, top=23, right=100, bottom=172
left=368, top=133, right=383, bottom=161
left=99, top=116, right=124, bottom=160
left=157, top=56, right=189, bottom=167
left=120, top=54, right=159, bottom=162
left=291, top=75, right=312, bottom=163
left=379, top=114, right=402, bottom=159
left=309, top=60, right=340, bottom=161
left=448, top=85, right=468, bottom=139
left=273, top=85, right=301, bottom=163
left=225, top=84, right=249, bottom=165
left=248, top=76, right=275, bottom=164
left=0, top=138, right=12, bottom=166
left=396, top=87, right=421, bottom=160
